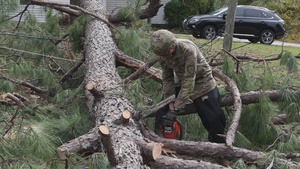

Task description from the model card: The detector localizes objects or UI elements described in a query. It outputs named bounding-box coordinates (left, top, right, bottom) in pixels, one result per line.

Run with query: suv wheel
left=217, top=29, right=225, bottom=37
left=201, top=25, right=217, bottom=40
left=259, top=29, right=274, bottom=45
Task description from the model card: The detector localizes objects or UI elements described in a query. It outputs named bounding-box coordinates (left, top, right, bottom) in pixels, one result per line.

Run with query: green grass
left=176, top=34, right=299, bottom=56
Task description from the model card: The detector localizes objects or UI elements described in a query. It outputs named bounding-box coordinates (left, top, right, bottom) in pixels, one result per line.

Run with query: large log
left=139, top=121, right=300, bottom=168
left=140, top=121, right=264, bottom=161
left=80, top=1, right=149, bottom=168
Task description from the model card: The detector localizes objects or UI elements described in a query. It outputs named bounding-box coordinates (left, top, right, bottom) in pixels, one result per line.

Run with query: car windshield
left=209, top=7, right=228, bottom=16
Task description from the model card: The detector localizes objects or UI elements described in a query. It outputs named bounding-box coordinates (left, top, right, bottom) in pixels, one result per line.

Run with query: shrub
left=164, top=1, right=197, bottom=28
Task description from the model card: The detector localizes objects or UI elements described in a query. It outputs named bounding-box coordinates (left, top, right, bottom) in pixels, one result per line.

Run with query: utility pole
left=222, top=0, right=237, bottom=52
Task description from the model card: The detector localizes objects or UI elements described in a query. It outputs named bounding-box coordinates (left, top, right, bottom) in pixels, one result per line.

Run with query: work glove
left=171, top=106, right=181, bottom=115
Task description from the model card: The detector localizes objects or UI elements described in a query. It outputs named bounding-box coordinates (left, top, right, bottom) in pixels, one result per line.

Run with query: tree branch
left=0, top=74, right=46, bottom=93
left=213, top=69, right=242, bottom=147
left=115, top=51, right=162, bottom=83
left=59, top=55, right=85, bottom=83
left=124, top=56, right=160, bottom=84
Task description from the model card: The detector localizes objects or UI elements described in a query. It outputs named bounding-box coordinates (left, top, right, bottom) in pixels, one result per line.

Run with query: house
left=9, top=0, right=170, bottom=24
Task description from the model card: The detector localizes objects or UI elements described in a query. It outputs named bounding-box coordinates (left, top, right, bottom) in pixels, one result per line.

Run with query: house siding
left=106, top=0, right=129, bottom=15
left=9, top=0, right=70, bottom=22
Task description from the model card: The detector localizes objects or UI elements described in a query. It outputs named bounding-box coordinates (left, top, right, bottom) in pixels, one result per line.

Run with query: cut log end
left=120, top=110, right=131, bottom=124
left=122, top=110, right=131, bottom=119
left=56, top=148, right=67, bottom=160
left=152, top=143, right=163, bottom=160
left=99, top=125, right=109, bottom=135
left=86, top=83, right=94, bottom=91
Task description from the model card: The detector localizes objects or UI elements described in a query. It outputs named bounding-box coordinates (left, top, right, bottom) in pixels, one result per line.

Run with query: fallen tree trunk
left=139, top=121, right=300, bottom=168
left=76, top=1, right=150, bottom=168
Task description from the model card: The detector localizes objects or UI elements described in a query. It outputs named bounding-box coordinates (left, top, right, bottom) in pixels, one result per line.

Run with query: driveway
left=232, top=38, right=300, bottom=48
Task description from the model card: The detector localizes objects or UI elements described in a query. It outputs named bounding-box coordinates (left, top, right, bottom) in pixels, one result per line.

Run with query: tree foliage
left=164, top=0, right=197, bottom=28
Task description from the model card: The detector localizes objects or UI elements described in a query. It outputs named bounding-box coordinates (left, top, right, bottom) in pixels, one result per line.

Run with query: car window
left=235, top=8, right=244, bottom=16
left=245, top=9, right=264, bottom=17
left=262, top=12, right=274, bottom=19
left=210, top=7, right=228, bottom=16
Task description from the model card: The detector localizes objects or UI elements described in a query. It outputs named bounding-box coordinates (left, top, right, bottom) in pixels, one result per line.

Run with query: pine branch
left=2, top=110, right=18, bottom=137
left=123, top=56, right=160, bottom=84
left=59, top=55, right=85, bottom=83
left=0, top=74, right=46, bottom=93
left=2, top=93, right=25, bottom=108
left=0, top=46, right=77, bottom=62
left=0, top=3, right=29, bottom=28
left=13, top=93, right=29, bottom=103
left=115, top=51, right=162, bottom=83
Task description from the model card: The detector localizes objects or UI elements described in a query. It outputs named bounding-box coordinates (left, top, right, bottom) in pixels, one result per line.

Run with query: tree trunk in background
left=222, top=0, right=237, bottom=52
left=80, top=0, right=148, bottom=168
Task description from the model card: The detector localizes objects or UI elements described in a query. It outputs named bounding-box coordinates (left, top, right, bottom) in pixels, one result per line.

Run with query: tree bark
left=213, top=69, right=242, bottom=147
left=56, top=128, right=101, bottom=159
left=79, top=1, right=149, bottom=168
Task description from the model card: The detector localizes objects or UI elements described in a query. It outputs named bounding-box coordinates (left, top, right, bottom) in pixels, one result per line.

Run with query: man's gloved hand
left=170, top=106, right=181, bottom=114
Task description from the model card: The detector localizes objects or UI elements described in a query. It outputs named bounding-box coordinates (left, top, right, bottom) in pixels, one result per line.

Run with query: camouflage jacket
left=161, top=39, right=216, bottom=109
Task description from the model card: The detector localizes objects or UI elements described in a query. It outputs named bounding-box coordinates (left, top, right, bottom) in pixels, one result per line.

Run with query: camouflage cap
left=151, top=29, right=177, bottom=56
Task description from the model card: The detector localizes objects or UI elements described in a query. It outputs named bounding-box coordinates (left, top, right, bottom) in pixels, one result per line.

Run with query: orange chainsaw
left=160, top=111, right=183, bottom=140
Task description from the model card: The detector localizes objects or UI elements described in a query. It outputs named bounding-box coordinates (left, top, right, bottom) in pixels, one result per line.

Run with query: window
left=235, top=8, right=244, bottom=17
left=245, top=9, right=264, bottom=18
left=263, top=12, right=274, bottom=19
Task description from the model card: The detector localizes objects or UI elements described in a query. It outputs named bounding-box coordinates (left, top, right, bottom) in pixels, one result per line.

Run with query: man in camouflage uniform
left=151, top=29, right=226, bottom=143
